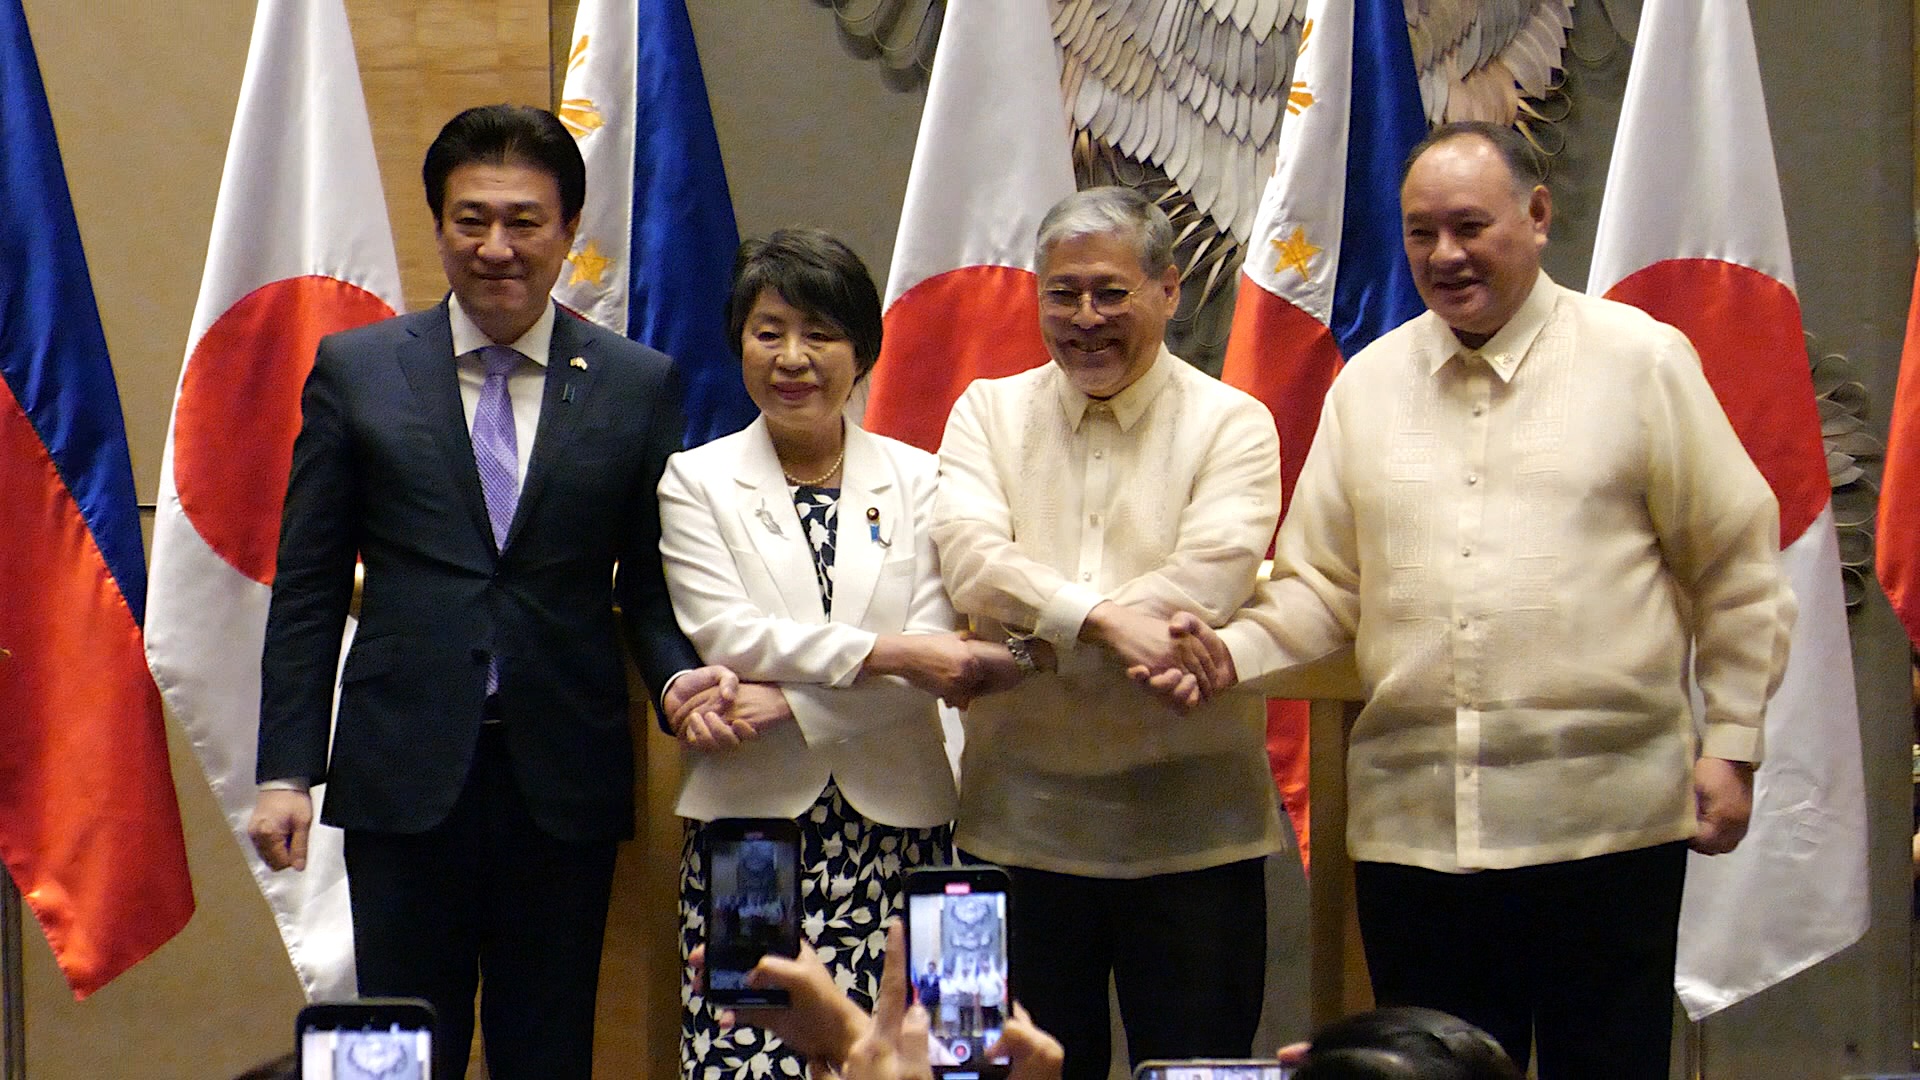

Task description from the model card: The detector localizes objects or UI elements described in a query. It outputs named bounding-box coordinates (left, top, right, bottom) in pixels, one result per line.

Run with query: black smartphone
left=295, top=998, right=434, bottom=1080
left=1134, top=1061, right=1293, bottom=1080
left=903, top=864, right=1013, bottom=1079
left=704, top=817, right=803, bottom=1007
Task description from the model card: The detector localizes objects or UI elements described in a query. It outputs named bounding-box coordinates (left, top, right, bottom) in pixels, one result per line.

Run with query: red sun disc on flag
left=172, top=275, right=393, bottom=585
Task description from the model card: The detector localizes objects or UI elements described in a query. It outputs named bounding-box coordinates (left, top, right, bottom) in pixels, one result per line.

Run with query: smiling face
left=435, top=159, right=579, bottom=344
left=1400, top=135, right=1551, bottom=348
left=1037, top=231, right=1179, bottom=399
left=739, top=288, right=859, bottom=442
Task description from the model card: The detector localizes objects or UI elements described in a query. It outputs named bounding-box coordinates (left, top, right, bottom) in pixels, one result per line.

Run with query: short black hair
left=1400, top=120, right=1545, bottom=195
left=1295, top=1006, right=1524, bottom=1080
left=422, top=104, right=586, bottom=224
left=727, top=228, right=885, bottom=381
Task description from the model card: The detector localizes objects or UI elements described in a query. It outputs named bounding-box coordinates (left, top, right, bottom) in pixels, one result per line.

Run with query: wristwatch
left=1005, top=635, right=1040, bottom=677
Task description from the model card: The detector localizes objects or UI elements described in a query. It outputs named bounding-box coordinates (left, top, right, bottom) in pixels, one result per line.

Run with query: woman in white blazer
left=659, top=229, right=1021, bottom=1080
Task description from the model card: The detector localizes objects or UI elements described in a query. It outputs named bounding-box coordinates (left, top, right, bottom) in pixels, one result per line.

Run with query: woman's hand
left=861, top=632, right=985, bottom=705
left=677, top=683, right=795, bottom=753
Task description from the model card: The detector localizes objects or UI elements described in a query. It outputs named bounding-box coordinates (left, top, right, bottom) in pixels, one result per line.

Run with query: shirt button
left=1472, top=404, right=1485, bottom=417
left=1460, top=547, right=1472, bottom=558
left=1089, top=513, right=1101, bottom=527
left=1456, top=616, right=1469, bottom=629
left=1466, top=473, right=1479, bottom=486
left=1093, top=450, right=1105, bottom=460
left=1081, top=572, right=1092, bottom=582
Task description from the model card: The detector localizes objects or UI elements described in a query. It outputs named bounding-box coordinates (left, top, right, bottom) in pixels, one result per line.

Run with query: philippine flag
left=1219, top=0, right=1427, bottom=862
left=860, top=0, right=1077, bottom=452
left=554, top=0, right=754, bottom=448
left=0, top=0, right=194, bottom=998
left=145, top=0, right=402, bottom=999
left=1587, top=0, right=1869, bottom=1019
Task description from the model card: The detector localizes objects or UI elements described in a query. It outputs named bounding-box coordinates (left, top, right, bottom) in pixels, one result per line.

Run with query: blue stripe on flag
left=629, top=0, right=756, bottom=448
left=0, top=0, right=147, bottom=621
left=1332, top=0, right=1429, bottom=358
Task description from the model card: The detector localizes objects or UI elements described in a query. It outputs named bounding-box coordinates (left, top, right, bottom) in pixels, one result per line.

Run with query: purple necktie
left=473, top=345, right=521, bottom=551
left=473, top=345, right=520, bottom=695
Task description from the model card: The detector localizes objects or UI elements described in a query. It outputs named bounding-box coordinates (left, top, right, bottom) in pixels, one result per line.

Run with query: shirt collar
left=1056, top=344, right=1179, bottom=431
left=1420, top=270, right=1559, bottom=382
left=449, top=294, right=555, bottom=367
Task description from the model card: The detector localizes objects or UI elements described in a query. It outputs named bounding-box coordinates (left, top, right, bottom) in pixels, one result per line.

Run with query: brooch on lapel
left=569, top=356, right=587, bottom=370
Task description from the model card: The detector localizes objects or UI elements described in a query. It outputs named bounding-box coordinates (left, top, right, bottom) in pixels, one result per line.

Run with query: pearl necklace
left=782, top=445, right=845, bottom=487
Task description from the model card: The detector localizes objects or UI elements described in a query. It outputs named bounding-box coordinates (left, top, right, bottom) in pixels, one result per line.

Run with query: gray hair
left=1033, top=187, right=1176, bottom=277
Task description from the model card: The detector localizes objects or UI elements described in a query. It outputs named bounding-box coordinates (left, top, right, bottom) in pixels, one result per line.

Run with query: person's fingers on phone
left=872, top=922, right=911, bottom=1029
left=742, top=944, right=867, bottom=1066
left=988, top=1003, right=1064, bottom=1080
left=897, top=1003, right=936, bottom=1080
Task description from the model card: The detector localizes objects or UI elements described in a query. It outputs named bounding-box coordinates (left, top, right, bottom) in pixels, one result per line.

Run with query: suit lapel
left=829, top=425, right=894, bottom=628
left=508, top=311, right=601, bottom=550
left=396, top=305, right=495, bottom=549
left=734, top=420, right=827, bottom=621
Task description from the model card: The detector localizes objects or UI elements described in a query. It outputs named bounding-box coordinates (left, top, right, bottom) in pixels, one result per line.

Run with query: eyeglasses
left=1040, top=281, right=1151, bottom=317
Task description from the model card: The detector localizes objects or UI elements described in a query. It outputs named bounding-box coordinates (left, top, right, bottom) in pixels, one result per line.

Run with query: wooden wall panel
left=345, top=0, right=552, bottom=314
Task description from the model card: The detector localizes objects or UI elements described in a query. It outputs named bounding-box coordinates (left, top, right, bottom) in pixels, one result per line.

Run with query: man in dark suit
left=247, top=104, right=713, bottom=1079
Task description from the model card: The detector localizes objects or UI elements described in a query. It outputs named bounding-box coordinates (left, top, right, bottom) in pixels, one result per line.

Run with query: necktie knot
left=482, top=345, right=521, bottom=379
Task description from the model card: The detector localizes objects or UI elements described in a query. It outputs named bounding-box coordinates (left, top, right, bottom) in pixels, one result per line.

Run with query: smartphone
left=903, top=864, right=1013, bottom=1079
left=704, top=817, right=803, bottom=1007
left=1134, top=1061, right=1293, bottom=1080
left=295, top=998, right=434, bottom=1080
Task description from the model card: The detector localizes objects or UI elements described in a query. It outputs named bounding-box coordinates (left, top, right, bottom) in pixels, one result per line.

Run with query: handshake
left=1084, top=602, right=1238, bottom=709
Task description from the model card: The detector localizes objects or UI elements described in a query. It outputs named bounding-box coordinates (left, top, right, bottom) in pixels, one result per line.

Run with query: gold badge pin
left=570, top=356, right=588, bottom=370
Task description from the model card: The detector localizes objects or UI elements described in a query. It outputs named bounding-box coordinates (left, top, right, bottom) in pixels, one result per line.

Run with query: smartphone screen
left=1134, top=1062, right=1292, bottom=1080
left=705, top=818, right=802, bottom=1007
left=296, top=1000, right=433, bottom=1080
left=905, top=866, right=1011, bottom=1078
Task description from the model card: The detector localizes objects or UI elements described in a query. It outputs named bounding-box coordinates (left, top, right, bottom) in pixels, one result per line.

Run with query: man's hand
left=679, top=683, right=794, bottom=753
left=248, top=789, right=314, bottom=871
left=984, top=1003, right=1064, bottom=1080
left=666, top=664, right=740, bottom=735
left=1126, top=612, right=1237, bottom=710
left=1691, top=756, right=1756, bottom=855
left=1083, top=602, right=1211, bottom=694
left=864, top=633, right=985, bottom=704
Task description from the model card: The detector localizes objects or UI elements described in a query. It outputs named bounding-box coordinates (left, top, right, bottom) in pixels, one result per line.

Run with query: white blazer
left=658, top=417, right=960, bottom=826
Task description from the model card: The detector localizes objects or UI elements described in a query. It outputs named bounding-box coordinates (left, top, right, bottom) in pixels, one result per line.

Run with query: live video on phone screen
left=908, top=885, right=1010, bottom=1070
left=708, top=833, right=800, bottom=995
left=299, top=1025, right=431, bottom=1080
left=1146, top=1066, right=1290, bottom=1080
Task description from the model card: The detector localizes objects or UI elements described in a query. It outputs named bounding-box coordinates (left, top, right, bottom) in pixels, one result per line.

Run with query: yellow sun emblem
left=568, top=240, right=612, bottom=287
left=558, top=36, right=605, bottom=139
left=1271, top=227, right=1321, bottom=280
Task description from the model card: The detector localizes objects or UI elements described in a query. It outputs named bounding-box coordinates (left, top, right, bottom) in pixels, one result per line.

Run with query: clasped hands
left=664, top=632, right=1028, bottom=753
left=1083, top=602, right=1236, bottom=709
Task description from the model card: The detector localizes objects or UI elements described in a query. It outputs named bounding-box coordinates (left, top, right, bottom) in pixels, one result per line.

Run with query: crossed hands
left=1084, top=603, right=1237, bottom=709
left=689, top=921, right=1063, bottom=1080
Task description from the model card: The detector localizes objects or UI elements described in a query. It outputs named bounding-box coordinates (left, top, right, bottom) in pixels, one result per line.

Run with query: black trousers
left=344, top=725, right=618, bottom=1080
left=996, top=858, right=1267, bottom=1080
left=1354, top=841, right=1689, bottom=1080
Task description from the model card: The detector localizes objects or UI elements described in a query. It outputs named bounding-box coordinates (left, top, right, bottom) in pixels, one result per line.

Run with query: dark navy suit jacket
left=257, top=302, right=699, bottom=844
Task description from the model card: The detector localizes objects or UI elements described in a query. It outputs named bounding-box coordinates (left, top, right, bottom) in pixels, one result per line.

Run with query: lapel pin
left=569, top=356, right=588, bottom=370
left=756, top=500, right=784, bottom=538
left=867, top=506, right=889, bottom=546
